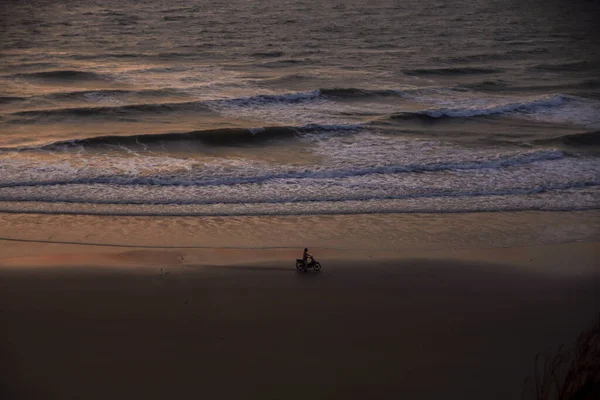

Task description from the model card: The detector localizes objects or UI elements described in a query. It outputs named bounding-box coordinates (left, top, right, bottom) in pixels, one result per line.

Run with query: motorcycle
left=296, top=256, right=322, bottom=272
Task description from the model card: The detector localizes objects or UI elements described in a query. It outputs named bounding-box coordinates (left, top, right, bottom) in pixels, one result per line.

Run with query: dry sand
left=1, top=212, right=599, bottom=399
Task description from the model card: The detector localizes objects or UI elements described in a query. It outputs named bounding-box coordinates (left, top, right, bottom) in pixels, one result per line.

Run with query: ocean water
left=1, top=0, right=599, bottom=216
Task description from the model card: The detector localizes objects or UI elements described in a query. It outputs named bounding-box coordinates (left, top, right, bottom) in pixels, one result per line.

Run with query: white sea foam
left=403, top=92, right=600, bottom=127
left=1, top=186, right=599, bottom=216
left=83, top=91, right=123, bottom=105
left=0, top=147, right=570, bottom=188
left=249, top=127, right=266, bottom=135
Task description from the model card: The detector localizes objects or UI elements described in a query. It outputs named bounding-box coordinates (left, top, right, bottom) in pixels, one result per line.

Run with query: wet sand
left=1, top=239, right=599, bottom=400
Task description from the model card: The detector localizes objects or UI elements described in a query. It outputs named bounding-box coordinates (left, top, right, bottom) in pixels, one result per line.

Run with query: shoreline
left=1, top=210, right=599, bottom=255
left=1, top=239, right=599, bottom=275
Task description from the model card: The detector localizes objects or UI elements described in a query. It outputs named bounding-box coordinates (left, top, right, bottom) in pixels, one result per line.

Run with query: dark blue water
left=1, top=0, right=599, bottom=215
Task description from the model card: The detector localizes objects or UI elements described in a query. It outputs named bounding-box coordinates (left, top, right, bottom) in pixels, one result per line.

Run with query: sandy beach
left=1, top=212, right=599, bottom=400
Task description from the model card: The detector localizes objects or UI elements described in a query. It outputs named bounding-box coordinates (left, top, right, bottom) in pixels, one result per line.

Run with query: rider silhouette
left=302, top=248, right=312, bottom=266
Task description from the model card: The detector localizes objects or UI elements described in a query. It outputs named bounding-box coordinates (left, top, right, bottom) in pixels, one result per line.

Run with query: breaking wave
left=1, top=123, right=364, bottom=152
left=4, top=88, right=405, bottom=121
left=0, top=150, right=565, bottom=188
left=0, top=181, right=597, bottom=206
left=390, top=94, right=572, bottom=120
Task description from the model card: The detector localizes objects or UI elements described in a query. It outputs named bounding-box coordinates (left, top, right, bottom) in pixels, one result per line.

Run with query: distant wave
left=6, top=91, right=324, bottom=122
left=133, top=66, right=192, bottom=73
left=163, top=15, right=189, bottom=21
left=535, top=130, right=600, bottom=147
left=403, top=67, right=503, bottom=76
left=154, top=51, right=199, bottom=59
left=529, top=61, right=599, bottom=72
left=5, top=88, right=595, bottom=128
left=457, top=80, right=510, bottom=91
left=252, top=51, right=285, bottom=58
left=319, top=88, right=404, bottom=98
left=46, top=88, right=186, bottom=100
left=3, top=62, right=61, bottom=71
left=362, top=43, right=398, bottom=50
left=211, top=90, right=322, bottom=107
left=260, top=59, right=306, bottom=68
left=259, top=73, right=319, bottom=85
left=0, top=96, right=26, bottom=104
left=13, top=70, right=111, bottom=81
left=10, top=101, right=216, bottom=122
left=580, top=79, right=600, bottom=89
left=214, top=87, right=424, bottom=105
left=458, top=79, right=600, bottom=93
left=1, top=123, right=363, bottom=152
left=2, top=86, right=422, bottom=111
left=0, top=150, right=565, bottom=188
left=42, top=126, right=299, bottom=148
left=0, top=88, right=190, bottom=106
left=435, top=48, right=588, bottom=65
left=390, top=94, right=570, bottom=120
left=5, top=88, right=406, bottom=121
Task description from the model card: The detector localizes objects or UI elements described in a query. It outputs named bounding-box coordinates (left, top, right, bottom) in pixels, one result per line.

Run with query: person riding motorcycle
left=302, top=248, right=313, bottom=267
left=296, top=248, right=321, bottom=271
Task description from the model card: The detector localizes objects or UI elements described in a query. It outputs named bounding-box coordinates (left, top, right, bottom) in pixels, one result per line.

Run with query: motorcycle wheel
left=313, top=262, right=321, bottom=271
left=296, top=261, right=305, bottom=271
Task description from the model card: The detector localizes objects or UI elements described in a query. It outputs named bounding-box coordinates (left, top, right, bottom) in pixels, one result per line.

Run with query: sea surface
left=1, top=0, right=599, bottom=216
